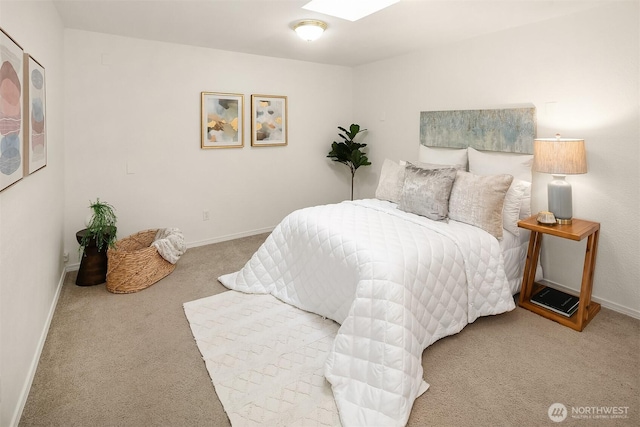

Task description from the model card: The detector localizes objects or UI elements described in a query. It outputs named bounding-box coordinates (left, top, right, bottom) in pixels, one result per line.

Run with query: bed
left=219, top=108, right=539, bottom=426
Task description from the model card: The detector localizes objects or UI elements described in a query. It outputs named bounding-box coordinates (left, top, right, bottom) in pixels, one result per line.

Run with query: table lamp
left=533, top=134, right=587, bottom=224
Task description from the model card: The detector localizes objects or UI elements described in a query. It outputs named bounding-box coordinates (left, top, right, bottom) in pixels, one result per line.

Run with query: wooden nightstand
left=518, top=216, right=600, bottom=332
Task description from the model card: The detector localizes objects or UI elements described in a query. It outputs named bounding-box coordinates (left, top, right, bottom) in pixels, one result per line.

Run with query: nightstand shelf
left=517, top=216, right=601, bottom=332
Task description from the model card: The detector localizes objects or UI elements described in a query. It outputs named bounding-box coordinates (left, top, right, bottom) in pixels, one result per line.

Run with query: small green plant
left=327, top=124, right=371, bottom=200
left=80, top=198, right=118, bottom=256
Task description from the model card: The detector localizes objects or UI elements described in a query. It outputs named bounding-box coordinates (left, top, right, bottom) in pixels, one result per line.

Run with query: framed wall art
left=0, top=27, right=24, bottom=192
left=201, top=92, right=244, bottom=149
left=24, top=54, right=46, bottom=174
left=251, top=94, right=287, bottom=147
left=419, top=107, right=536, bottom=154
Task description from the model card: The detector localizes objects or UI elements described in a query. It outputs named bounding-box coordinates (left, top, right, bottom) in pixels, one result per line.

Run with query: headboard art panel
left=419, top=107, right=536, bottom=154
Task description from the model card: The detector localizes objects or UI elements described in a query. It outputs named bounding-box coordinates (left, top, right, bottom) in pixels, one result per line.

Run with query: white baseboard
left=10, top=266, right=66, bottom=427
left=541, top=279, right=640, bottom=320
left=65, top=262, right=80, bottom=272
left=186, top=227, right=274, bottom=249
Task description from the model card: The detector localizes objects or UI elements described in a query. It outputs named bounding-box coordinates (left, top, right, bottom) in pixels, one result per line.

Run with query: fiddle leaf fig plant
left=327, top=124, right=371, bottom=200
left=79, top=198, right=118, bottom=256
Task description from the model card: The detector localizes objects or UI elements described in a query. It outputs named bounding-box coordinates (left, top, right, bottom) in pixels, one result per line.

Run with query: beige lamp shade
left=533, top=136, right=587, bottom=175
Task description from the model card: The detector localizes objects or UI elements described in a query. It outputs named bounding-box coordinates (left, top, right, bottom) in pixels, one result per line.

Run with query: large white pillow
left=418, top=145, right=468, bottom=169
left=468, top=147, right=534, bottom=234
left=467, top=147, right=533, bottom=182
left=503, top=180, right=531, bottom=236
left=375, top=159, right=405, bottom=203
left=519, top=182, right=532, bottom=219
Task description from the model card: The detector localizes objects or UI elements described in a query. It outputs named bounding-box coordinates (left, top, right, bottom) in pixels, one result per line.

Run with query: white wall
left=63, top=30, right=354, bottom=263
left=0, top=1, right=65, bottom=426
left=353, top=1, right=640, bottom=316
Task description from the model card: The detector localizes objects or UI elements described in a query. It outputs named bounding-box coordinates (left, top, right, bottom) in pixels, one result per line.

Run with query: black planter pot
left=75, top=228, right=115, bottom=286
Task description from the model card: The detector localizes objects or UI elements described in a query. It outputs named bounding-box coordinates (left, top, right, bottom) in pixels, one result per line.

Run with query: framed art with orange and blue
left=201, top=92, right=244, bottom=149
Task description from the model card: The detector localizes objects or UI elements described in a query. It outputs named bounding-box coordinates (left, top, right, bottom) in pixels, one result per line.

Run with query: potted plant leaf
left=327, top=124, right=371, bottom=200
left=76, top=198, right=118, bottom=286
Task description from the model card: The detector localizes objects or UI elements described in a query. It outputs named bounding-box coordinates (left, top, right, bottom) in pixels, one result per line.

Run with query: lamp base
left=548, top=175, right=573, bottom=224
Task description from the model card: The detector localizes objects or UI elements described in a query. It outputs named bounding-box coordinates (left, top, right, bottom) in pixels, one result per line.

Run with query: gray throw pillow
left=398, top=164, right=458, bottom=221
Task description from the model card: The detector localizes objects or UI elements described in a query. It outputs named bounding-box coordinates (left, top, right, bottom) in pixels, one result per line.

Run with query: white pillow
left=503, top=180, right=530, bottom=236
left=418, top=145, right=468, bottom=169
left=467, top=147, right=533, bottom=182
left=519, top=183, right=532, bottom=219
left=468, top=147, right=533, bottom=233
left=375, top=159, right=405, bottom=203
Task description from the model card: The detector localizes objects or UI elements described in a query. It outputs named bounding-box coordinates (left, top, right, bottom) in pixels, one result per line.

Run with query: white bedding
left=219, top=199, right=516, bottom=426
left=500, top=227, right=531, bottom=294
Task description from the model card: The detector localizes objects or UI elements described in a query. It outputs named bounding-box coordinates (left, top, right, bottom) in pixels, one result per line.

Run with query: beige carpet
left=19, top=233, right=640, bottom=426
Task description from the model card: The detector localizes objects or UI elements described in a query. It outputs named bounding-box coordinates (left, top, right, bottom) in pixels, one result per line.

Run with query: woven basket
left=106, top=229, right=176, bottom=294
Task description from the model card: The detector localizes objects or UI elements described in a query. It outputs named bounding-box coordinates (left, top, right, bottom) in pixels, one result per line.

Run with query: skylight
left=302, top=0, right=400, bottom=22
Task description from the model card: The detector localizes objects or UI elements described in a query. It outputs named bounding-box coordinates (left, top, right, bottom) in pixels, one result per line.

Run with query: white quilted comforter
left=219, top=199, right=515, bottom=426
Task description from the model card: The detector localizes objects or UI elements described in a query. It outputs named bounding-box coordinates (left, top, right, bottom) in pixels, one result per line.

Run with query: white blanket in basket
left=152, top=228, right=186, bottom=264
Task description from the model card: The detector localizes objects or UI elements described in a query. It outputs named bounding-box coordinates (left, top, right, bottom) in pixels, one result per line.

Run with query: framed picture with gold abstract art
left=201, top=92, right=244, bottom=149
left=251, top=94, right=287, bottom=147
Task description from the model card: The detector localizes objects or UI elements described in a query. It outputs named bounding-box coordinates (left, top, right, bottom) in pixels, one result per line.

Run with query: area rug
left=184, top=290, right=341, bottom=426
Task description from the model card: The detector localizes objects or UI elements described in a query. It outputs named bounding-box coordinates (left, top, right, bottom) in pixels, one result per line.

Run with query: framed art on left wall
left=0, top=27, right=24, bottom=192
left=24, top=54, right=46, bottom=174
left=201, top=92, right=244, bottom=149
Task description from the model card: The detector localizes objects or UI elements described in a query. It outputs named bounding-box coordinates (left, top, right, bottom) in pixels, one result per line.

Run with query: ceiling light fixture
left=293, top=19, right=328, bottom=42
left=302, top=0, right=399, bottom=22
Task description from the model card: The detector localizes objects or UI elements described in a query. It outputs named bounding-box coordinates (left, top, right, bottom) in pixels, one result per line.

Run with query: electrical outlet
left=203, top=210, right=210, bottom=221
left=63, top=251, right=69, bottom=263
